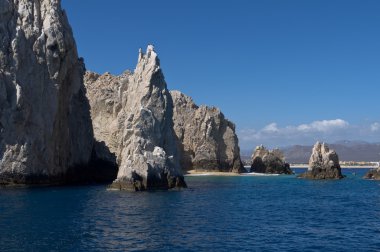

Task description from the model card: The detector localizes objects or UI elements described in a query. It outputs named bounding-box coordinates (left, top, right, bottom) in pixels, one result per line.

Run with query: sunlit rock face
left=170, top=91, right=244, bottom=173
left=0, top=0, right=94, bottom=185
left=299, top=142, right=343, bottom=179
left=85, top=46, right=186, bottom=191
left=250, top=145, right=292, bottom=174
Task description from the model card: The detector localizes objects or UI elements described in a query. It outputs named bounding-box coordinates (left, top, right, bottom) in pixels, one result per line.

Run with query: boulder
left=363, top=168, right=380, bottom=180
left=0, top=0, right=95, bottom=185
left=299, top=142, right=344, bottom=179
left=85, top=46, right=186, bottom=191
left=250, top=145, right=292, bottom=174
left=170, top=91, right=244, bottom=173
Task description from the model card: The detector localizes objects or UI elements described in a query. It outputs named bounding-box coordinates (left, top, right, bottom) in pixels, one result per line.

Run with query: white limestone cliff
left=85, top=46, right=186, bottom=190
left=170, top=91, right=244, bottom=173
left=0, top=0, right=94, bottom=184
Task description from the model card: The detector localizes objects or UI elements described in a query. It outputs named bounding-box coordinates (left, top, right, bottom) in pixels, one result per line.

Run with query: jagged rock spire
left=299, top=142, right=343, bottom=179
left=85, top=46, right=186, bottom=190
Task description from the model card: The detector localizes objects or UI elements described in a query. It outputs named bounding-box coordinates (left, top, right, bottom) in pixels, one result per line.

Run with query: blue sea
left=0, top=168, right=379, bottom=251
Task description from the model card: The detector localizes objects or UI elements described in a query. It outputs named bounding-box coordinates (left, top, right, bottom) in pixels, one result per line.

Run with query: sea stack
left=85, top=46, right=186, bottom=191
left=0, top=0, right=94, bottom=185
left=299, top=142, right=343, bottom=179
left=170, top=91, right=244, bottom=173
left=250, top=145, right=292, bottom=174
left=363, top=168, right=380, bottom=180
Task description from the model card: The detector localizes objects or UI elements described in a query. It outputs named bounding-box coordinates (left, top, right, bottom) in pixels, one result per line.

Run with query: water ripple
left=0, top=169, right=379, bottom=251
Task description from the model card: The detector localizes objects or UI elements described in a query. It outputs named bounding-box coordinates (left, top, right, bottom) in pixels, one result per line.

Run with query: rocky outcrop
left=0, top=0, right=96, bottom=185
left=250, top=145, right=292, bottom=174
left=363, top=168, right=380, bottom=180
left=299, top=142, right=344, bottom=179
left=170, top=91, right=244, bottom=173
left=84, top=71, right=124, bottom=167
left=85, top=46, right=186, bottom=191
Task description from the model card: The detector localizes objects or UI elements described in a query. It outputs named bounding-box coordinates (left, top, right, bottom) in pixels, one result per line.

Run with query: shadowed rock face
left=85, top=46, right=186, bottom=191
left=83, top=71, right=124, bottom=169
left=170, top=91, right=244, bottom=173
left=0, top=0, right=94, bottom=185
left=250, top=145, right=292, bottom=174
left=299, top=142, right=344, bottom=179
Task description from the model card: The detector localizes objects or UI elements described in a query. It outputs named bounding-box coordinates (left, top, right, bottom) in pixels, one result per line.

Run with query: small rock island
left=298, top=142, right=344, bottom=179
left=171, top=91, right=245, bottom=174
left=363, top=168, right=380, bottom=180
left=250, top=145, right=293, bottom=174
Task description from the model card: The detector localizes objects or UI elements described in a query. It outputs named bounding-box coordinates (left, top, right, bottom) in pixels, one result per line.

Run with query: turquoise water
left=0, top=168, right=379, bottom=251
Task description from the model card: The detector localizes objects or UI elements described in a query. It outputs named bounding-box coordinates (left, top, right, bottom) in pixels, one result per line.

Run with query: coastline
left=184, top=165, right=377, bottom=177
left=290, top=165, right=377, bottom=169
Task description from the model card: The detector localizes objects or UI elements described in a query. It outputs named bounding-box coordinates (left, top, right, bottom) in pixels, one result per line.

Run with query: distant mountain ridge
left=241, top=141, right=380, bottom=163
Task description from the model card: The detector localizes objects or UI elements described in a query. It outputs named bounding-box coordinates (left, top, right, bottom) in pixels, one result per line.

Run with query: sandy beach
left=184, top=165, right=378, bottom=177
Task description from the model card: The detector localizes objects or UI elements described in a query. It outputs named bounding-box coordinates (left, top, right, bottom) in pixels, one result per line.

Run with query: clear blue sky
left=62, top=0, right=380, bottom=149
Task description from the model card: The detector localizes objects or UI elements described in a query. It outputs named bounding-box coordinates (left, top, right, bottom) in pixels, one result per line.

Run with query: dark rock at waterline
left=363, top=169, right=380, bottom=180
left=109, top=172, right=187, bottom=191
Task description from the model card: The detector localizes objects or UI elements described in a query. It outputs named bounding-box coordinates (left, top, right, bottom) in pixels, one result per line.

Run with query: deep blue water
left=0, top=168, right=379, bottom=251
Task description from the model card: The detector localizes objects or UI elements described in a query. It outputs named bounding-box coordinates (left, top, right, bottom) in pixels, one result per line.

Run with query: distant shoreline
left=184, top=166, right=377, bottom=177
left=290, top=165, right=377, bottom=169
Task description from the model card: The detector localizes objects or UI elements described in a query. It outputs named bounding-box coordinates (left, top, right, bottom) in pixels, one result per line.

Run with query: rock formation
left=299, top=142, right=344, bottom=179
left=85, top=46, right=186, bottom=191
left=363, top=168, right=380, bottom=180
left=170, top=91, right=244, bottom=173
left=0, top=0, right=97, bottom=185
left=250, top=145, right=292, bottom=174
left=84, top=71, right=123, bottom=167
